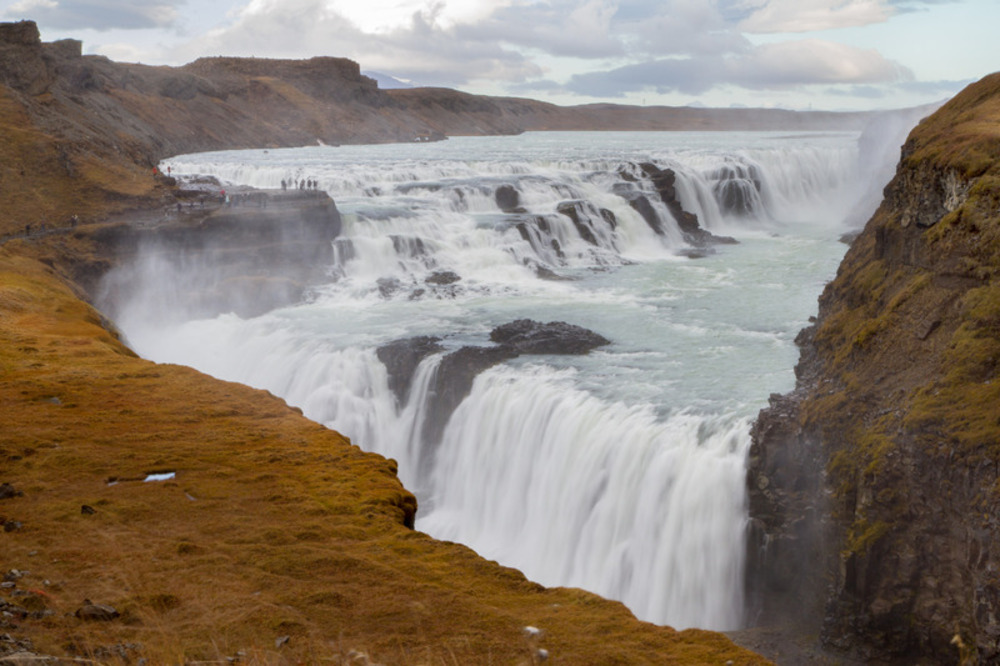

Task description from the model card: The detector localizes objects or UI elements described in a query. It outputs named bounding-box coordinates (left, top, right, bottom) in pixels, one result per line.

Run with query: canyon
left=2, top=16, right=998, bottom=664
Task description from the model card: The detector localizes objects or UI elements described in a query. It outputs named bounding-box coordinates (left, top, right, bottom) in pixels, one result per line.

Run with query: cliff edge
left=747, top=73, right=1000, bottom=663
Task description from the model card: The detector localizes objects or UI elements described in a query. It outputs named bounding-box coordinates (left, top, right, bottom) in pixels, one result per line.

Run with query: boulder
left=495, top=185, right=523, bottom=213
left=490, top=319, right=610, bottom=355
left=425, top=271, right=461, bottom=285
left=75, top=601, right=119, bottom=622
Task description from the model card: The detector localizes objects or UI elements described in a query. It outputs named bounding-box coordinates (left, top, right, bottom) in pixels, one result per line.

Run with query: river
left=101, top=128, right=904, bottom=631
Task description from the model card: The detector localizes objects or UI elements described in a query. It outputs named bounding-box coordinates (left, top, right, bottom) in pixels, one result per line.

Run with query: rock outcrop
left=616, top=162, right=737, bottom=249
left=489, top=318, right=611, bottom=355
left=746, top=73, right=1000, bottom=663
left=92, top=190, right=341, bottom=319
left=378, top=320, right=610, bottom=470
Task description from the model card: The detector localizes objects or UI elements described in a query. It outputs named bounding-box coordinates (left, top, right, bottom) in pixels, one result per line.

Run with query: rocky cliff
left=747, top=73, right=1000, bottom=663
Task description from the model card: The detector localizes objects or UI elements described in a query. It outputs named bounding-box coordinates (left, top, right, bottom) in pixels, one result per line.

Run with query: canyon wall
left=747, top=73, right=1000, bottom=663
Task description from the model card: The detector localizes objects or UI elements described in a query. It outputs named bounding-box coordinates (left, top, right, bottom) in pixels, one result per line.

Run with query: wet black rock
left=421, top=345, right=520, bottom=455
left=629, top=162, right=739, bottom=248
left=676, top=248, right=714, bottom=259
left=376, top=336, right=444, bottom=405
left=495, top=184, right=525, bottom=213
left=514, top=215, right=566, bottom=263
left=534, top=265, right=573, bottom=281
left=381, top=319, right=611, bottom=478
left=391, top=235, right=428, bottom=257
left=622, top=192, right=660, bottom=234
left=490, top=319, right=610, bottom=355
left=556, top=201, right=598, bottom=245
left=425, top=271, right=461, bottom=285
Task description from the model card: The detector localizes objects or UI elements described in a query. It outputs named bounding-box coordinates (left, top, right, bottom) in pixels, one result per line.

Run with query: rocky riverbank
left=745, top=73, right=1000, bottom=663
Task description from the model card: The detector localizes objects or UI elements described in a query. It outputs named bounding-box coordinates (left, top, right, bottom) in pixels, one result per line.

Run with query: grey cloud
left=897, top=78, right=973, bottom=95
left=511, top=78, right=578, bottom=94
left=823, top=78, right=971, bottom=100
left=714, top=0, right=768, bottom=24
left=889, top=0, right=962, bottom=9
left=566, top=58, right=723, bottom=97
left=458, top=0, right=623, bottom=59
left=619, top=2, right=752, bottom=57
left=170, top=0, right=540, bottom=88
left=459, top=0, right=750, bottom=62
left=824, top=85, right=891, bottom=99
left=372, top=10, right=545, bottom=85
left=4, top=0, right=181, bottom=30
left=563, top=40, right=914, bottom=97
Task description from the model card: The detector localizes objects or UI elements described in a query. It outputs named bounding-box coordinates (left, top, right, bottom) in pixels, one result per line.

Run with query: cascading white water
left=421, top=364, right=750, bottom=629
left=102, top=129, right=907, bottom=631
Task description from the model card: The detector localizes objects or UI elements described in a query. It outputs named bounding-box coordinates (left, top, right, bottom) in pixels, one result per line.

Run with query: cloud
left=618, top=0, right=752, bottom=57
left=460, top=0, right=752, bottom=61
left=564, top=38, right=913, bottom=97
left=4, top=0, right=181, bottom=30
left=169, top=0, right=541, bottom=87
left=733, top=0, right=894, bottom=33
left=736, top=39, right=912, bottom=84
left=897, top=78, right=973, bottom=95
left=459, top=0, right=623, bottom=59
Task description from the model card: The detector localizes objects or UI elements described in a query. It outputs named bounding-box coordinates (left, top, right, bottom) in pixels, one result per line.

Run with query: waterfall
left=421, top=364, right=749, bottom=630
left=104, top=129, right=905, bottom=632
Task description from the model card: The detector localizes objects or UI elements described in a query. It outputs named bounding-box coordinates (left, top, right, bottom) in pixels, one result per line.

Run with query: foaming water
left=103, top=129, right=908, bottom=631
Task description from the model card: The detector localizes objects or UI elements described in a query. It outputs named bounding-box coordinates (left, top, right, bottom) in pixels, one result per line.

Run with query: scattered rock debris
left=0, top=484, right=23, bottom=500
left=74, top=600, right=120, bottom=622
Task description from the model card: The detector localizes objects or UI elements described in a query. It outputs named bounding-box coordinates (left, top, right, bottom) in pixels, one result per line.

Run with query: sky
left=1, top=0, right=997, bottom=111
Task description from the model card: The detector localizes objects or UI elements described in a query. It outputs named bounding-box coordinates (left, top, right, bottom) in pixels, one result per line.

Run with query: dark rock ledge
left=377, top=319, right=610, bottom=474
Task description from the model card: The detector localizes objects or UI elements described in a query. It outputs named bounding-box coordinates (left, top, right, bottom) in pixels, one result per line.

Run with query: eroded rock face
left=378, top=320, right=610, bottom=474
left=0, top=21, right=56, bottom=95
left=94, top=191, right=342, bottom=320
left=621, top=162, right=738, bottom=247
left=746, top=75, right=1000, bottom=663
left=376, top=336, right=444, bottom=405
